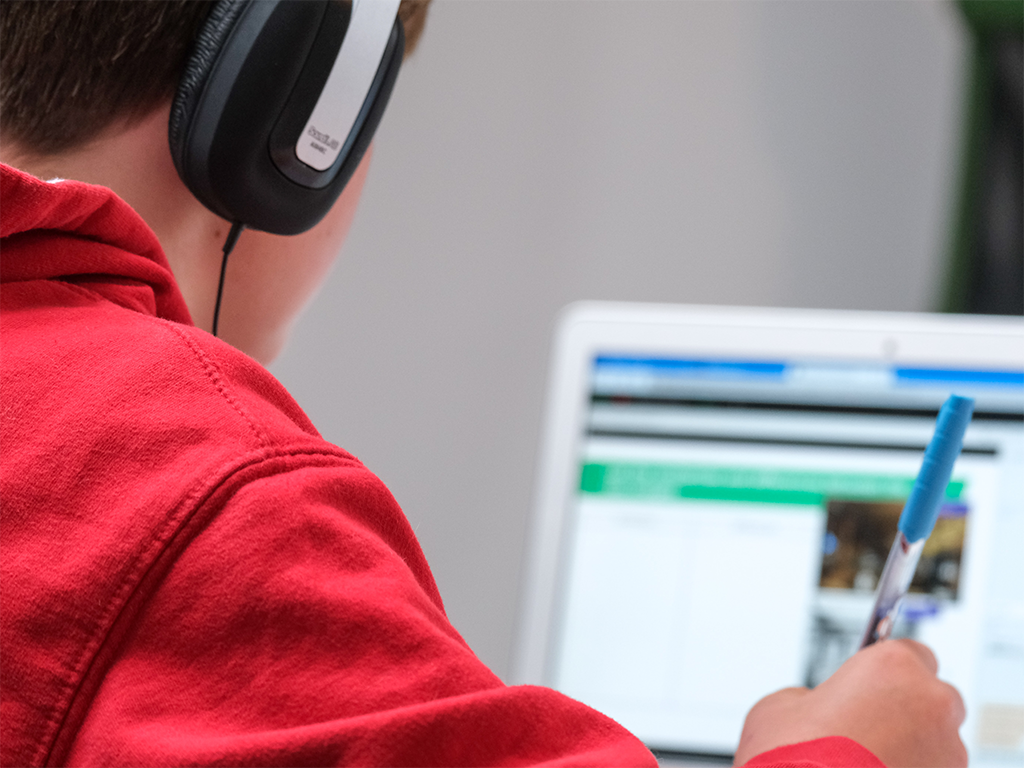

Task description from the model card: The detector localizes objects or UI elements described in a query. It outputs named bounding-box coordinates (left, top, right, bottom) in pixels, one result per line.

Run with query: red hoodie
left=0, top=164, right=883, bottom=768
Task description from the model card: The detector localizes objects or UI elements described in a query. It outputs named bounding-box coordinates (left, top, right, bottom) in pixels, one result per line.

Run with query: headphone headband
left=297, top=0, right=400, bottom=172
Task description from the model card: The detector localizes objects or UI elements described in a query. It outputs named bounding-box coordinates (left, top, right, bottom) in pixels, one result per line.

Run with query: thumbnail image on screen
left=807, top=498, right=967, bottom=687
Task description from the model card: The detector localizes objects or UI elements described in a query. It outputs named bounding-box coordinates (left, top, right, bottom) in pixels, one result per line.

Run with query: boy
left=0, top=2, right=967, bottom=766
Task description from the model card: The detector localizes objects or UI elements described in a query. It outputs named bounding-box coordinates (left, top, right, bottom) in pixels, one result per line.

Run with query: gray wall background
left=271, top=0, right=967, bottom=681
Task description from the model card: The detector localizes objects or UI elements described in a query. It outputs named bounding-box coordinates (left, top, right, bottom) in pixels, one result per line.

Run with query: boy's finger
left=941, top=680, right=967, bottom=726
left=890, top=638, right=939, bottom=674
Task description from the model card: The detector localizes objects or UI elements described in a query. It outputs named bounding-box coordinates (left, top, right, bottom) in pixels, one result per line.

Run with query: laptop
left=513, top=303, right=1024, bottom=766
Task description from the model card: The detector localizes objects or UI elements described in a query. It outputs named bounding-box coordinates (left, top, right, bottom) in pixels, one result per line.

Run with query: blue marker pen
left=859, top=394, right=975, bottom=649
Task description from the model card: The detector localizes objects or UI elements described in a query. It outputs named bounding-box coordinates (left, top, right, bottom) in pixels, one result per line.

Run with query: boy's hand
left=733, top=638, right=967, bottom=767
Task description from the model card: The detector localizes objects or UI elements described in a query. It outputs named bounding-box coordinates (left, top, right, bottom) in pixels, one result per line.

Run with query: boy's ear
left=169, top=0, right=403, bottom=236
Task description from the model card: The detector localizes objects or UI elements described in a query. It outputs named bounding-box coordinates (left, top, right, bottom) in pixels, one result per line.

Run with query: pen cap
left=898, top=394, right=975, bottom=543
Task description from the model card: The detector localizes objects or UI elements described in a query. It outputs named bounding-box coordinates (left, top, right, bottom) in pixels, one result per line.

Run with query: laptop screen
left=547, top=353, right=1024, bottom=763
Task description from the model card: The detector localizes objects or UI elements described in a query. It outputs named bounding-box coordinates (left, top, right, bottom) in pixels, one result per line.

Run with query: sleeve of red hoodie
left=740, top=738, right=885, bottom=768
left=62, top=460, right=881, bottom=767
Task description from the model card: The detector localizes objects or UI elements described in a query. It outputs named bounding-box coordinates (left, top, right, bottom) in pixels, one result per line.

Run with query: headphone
left=169, top=0, right=404, bottom=236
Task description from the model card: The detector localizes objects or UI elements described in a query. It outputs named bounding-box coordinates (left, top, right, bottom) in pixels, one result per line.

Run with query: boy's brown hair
left=0, top=0, right=429, bottom=157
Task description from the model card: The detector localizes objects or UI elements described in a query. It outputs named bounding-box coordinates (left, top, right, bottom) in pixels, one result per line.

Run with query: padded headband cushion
left=168, top=0, right=248, bottom=182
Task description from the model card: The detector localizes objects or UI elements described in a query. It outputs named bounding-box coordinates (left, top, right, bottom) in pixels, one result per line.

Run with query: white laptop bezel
left=513, top=301, right=1024, bottom=689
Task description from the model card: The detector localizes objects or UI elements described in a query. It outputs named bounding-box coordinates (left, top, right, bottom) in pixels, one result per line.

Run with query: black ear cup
left=169, top=0, right=403, bottom=235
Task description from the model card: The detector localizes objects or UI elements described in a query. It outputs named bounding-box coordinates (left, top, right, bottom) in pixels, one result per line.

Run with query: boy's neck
left=1, top=103, right=233, bottom=336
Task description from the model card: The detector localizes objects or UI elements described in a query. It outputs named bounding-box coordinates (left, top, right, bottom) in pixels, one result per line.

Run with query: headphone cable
left=212, top=221, right=245, bottom=338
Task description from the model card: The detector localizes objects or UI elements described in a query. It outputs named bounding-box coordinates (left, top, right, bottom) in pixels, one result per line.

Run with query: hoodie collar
left=1, top=163, right=192, bottom=325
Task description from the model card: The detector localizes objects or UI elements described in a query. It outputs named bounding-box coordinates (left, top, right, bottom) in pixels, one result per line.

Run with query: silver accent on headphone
left=295, top=0, right=400, bottom=171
